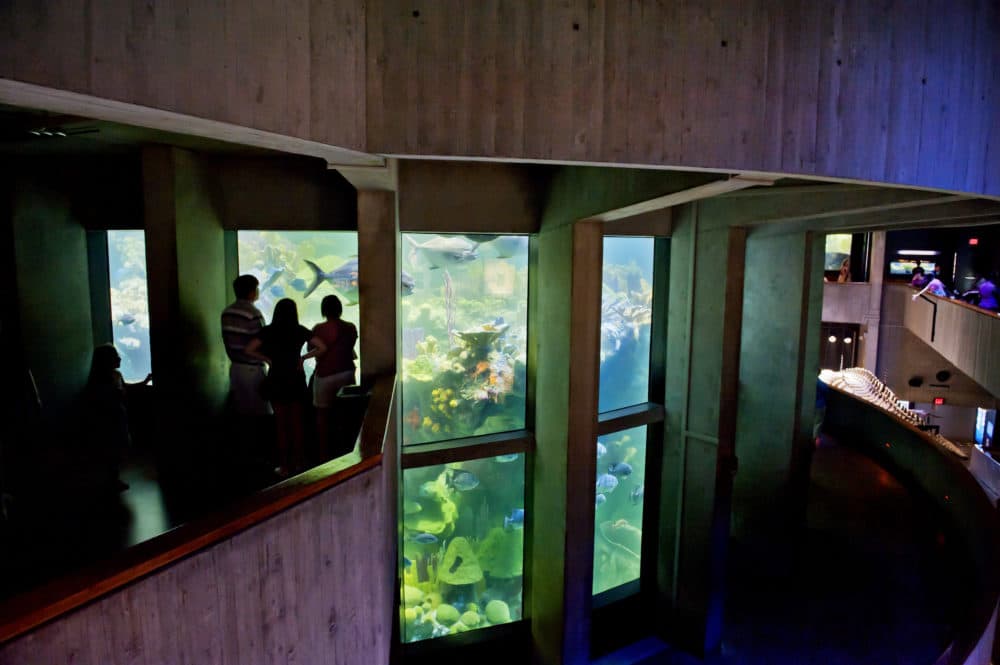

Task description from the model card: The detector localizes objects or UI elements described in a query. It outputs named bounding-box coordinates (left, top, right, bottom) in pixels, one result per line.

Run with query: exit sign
left=934, top=397, right=946, bottom=406
left=969, top=238, right=979, bottom=246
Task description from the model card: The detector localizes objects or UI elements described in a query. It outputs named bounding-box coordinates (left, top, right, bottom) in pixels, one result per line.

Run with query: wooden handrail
left=0, top=373, right=398, bottom=644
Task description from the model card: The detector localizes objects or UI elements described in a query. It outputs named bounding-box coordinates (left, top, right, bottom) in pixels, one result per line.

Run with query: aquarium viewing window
left=107, top=230, right=151, bottom=383
left=593, top=425, right=647, bottom=596
left=237, top=231, right=361, bottom=373
left=599, top=237, right=654, bottom=413
left=400, top=453, right=525, bottom=642
left=399, top=233, right=528, bottom=446
left=824, top=233, right=852, bottom=271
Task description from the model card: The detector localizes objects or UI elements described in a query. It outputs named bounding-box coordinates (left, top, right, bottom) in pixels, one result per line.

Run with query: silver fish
left=407, top=235, right=479, bottom=269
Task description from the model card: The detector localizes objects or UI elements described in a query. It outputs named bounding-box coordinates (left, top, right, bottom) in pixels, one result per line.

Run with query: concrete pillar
left=142, top=146, right=229, bottom=428
left=357, top=189, right=399, bottom=386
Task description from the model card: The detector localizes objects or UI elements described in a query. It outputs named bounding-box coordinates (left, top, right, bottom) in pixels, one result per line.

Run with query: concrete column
left=357, top=190, right=398, bottom=386
left=142, top=146, right=229, bottom=428
left=733, top=228, right=824, bottom=546
left=660, top=204, right=745, bottom=655
left=862, top=231, right=886, bottom=370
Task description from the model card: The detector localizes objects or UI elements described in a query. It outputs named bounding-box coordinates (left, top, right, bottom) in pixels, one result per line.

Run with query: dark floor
left=0, top=402, right=363, bottom=600
left=607, top=439, right=967, bottom=665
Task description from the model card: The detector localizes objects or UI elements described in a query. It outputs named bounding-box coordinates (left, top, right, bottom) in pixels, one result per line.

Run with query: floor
left=602, top=439, right=966, bottom=665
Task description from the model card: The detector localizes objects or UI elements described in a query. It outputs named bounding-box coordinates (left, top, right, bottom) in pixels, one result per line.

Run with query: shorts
left=229, top=363, right=272, bottom=416
left=313, top=370, right=356, bottom=408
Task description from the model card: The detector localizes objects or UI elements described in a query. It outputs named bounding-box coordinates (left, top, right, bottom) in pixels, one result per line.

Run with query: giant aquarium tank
left=593, top=237, right=654, bottom=596
left=398, top=233, right=529, bottom=643
left=237, top=231, right=362, bottom=371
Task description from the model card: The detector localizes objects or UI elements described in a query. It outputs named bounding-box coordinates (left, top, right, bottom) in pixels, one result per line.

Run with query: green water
left=593, top=425, right=647, bottom=595
left=400, top=234, right=529, bottom=445
left=400, top=454, right=525, bottom=642
left=237, top=231, right=361, bottom=371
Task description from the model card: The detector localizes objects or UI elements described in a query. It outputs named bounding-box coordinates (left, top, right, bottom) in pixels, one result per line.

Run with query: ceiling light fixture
left=897, top=250, right=940, bottom=256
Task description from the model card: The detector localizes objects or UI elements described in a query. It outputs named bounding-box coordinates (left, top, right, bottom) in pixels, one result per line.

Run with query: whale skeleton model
left=821, top=367, right=968, bottom=459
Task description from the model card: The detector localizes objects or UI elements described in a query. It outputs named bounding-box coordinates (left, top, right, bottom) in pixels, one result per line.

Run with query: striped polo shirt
left=221, top=299, right=265, bottom=365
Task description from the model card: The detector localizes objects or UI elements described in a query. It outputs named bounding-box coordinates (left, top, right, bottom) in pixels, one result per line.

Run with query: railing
left=0, top=374, right=398, bottom=665
left=886, top=284, right=1000, bottom=397
left=824, top=386, right=1000, bottom=665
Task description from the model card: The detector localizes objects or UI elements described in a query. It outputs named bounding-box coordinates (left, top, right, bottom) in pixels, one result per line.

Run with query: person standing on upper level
left=221, top=274, right=269, bottom=417
left=971, top=274, right=998, bottom=311
left=912, top=271, right=948, bottom=300
left=910, top=266, right=928, bottom=288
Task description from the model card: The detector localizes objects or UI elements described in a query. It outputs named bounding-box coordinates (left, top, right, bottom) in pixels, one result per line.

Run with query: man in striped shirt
left=221, top=274, right=270, bottom=416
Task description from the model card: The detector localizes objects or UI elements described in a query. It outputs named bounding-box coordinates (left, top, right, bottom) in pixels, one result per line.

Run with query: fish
left=289, top=278, right=308, bottom=291
left=269, top=285, right=285, bottom=297
left=406, top=235, right=479, bottom=269
left=418, top=481, right=438, bottom=498
left=608, top=462, right=633, bottom=478
left=411, top=532, right=438, bottom=544
left=260, top=269, right=284, bottom=291
left=405, top=407, right=421, bottom=430
left=117, top=313, right=136, bottom=326
left=630, top=485, right=645, bottom=505
left=595, top=493, right=607, bottom=508
left=494, top=454, right=520, bottom=464
left=596, top=474, right=619, bottom=493
left=596, top=442, right=607, bottom=459
left=504, top=508, right=525, bottom=530
left=448, top=470, right=480, bottom=491
left=304, top=258, right=360, bottom=301
left=401, top=271, right=416, bottom=296
left=449, top=556, right=463, bottom=574
left=403, top=556, right=413, bottom=569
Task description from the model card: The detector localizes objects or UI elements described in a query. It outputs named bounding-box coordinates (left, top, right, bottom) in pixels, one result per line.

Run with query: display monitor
left=889, top=259, right=939, bottom=276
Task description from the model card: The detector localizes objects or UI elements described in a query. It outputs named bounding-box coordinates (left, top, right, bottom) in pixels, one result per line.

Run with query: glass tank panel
left=400, top=454, right=526, bottom=642
left=400, top=234, right=528, bottom=445
left=599, top=237, right=654, bottom=413
left=107, top=230, right=151, bottom=383
left=593, top=425, right=647, bottom=596
left=237, top=231, right=361, bottom=373
left=824, top=233, right=852, bottom=271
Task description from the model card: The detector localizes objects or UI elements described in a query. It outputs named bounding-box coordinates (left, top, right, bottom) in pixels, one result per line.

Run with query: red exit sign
left=969, top=238, right=979, bottom=246
left=934, top=397, right=946, bottom=406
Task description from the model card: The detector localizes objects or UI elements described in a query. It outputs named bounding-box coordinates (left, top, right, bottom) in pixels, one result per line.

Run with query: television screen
left=976, top=408, right=987, bottom=445
left=890, top=259, right=938, bottom=276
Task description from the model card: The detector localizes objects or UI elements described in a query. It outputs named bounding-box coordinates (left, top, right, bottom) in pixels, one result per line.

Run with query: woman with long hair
left=246, top=299, right=326, bottom=478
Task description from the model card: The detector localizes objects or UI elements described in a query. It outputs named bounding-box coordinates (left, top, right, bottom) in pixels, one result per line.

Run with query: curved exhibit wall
left=2, top=1, right=999, bottom=196
left=824, top=387, right=1000, bottom=665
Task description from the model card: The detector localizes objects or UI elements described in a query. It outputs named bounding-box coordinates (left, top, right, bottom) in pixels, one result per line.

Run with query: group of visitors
left=222, top=274, right=358, bottom=478
left=910, top=265, right=998, bottom=311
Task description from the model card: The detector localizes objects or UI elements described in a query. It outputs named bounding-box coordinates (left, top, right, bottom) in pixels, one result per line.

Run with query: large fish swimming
left=304, top=258, right=416, bottom=300
left=406, top=235, right=479, bottom=269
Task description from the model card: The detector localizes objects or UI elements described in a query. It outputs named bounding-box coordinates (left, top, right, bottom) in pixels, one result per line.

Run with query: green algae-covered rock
left=402, top=585, right=424, bottom=607
left=485, top=600, right=511, bottom=624
left=435, top=604, right=461, bottom=625
left=460, top=611, right=481, bottom=627
left=477, top=526, right=524, bottom=578
left=438, top=537, right=483, bottom=585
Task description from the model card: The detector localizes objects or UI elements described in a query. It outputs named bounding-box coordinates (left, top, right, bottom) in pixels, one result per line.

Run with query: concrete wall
left=4, top=2, right=999, bottom=195
left=9, top=175, right=94, bottom=423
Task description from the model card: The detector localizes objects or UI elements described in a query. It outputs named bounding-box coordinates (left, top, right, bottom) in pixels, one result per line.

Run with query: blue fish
left=596, top=474, right=619, bottom=493
left=504, top=508, right=525, bottom=530
left=270, top=285, right=285, bottom=297
left=411, top=532, right=438, bottom=544
left=260, top=269, right=284, bottom=290
left=290, top=278, right=308, bottom=292
left=630, top=484, right=645, bottom=505
left=494, top=454, right=519, bottom=464
left=596, top=442, right=607, bottom=459
left=403, top=556, right=413, bottom=569
left=117, top=313, right=136, bottom=326
left=304, top=258, right=360, bottom=301
left=608, top=462, right=633, bottom=478
left=595, top=493, right=607, bottom=508
left=449, top=470, right=480, bottom=491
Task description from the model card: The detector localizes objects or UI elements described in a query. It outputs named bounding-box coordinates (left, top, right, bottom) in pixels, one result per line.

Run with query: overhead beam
left=0, top=78, right=383, bottom=168
left=753, top=197, right=1000, bottom=236
left=579, top=174, right=775, bottom=223
left=335, top=159, right=398, bottom=192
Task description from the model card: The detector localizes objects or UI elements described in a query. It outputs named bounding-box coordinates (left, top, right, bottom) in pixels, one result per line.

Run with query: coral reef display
left=599, top=237, right=654, bottom=412
left=593, top=426, right=647, bottom=595
left=401, top=234, right=528, bottom=445
left=400, top=455, right=525, bottom=642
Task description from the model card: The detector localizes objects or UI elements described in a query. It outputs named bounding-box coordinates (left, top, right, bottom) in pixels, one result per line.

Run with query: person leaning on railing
left=912, top=271, right=948, bottom=300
